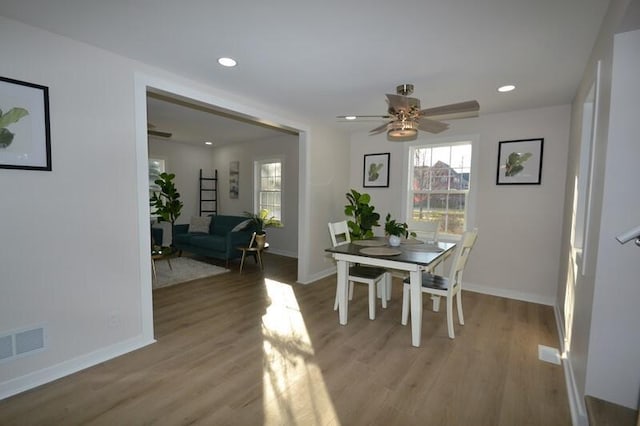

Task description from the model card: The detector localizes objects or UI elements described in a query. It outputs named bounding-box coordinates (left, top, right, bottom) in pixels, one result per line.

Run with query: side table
left=151, top=246, right=177, bottom=282
left=237, top=242, right=269, bottom=273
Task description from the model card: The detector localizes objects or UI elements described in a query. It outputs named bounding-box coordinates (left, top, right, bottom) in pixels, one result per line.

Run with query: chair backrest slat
left=448, top=229, right=478, bottom=293
left=411, top=219, right=440, bottom=243
left=328, top=221, right=351, bottom=247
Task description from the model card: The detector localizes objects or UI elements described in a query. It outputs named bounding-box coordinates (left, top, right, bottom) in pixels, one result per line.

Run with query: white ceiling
left=0, top=0, right=612, bottom=144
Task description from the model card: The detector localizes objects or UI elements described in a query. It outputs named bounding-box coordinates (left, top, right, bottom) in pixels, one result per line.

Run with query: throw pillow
left=189, top=216, right=211, bottom=233
left=231, top=219, right=252, bottom=232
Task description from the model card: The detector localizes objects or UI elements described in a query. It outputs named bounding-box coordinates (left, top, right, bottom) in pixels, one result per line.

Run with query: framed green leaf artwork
left=496, top=138, right=544, bottom=185
left=0, top=76, right=51, bottom=171
left=363, top=152, right=389, bottom=188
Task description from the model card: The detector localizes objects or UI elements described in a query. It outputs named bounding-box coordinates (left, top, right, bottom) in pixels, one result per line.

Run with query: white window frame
left=401, top=135, right=478, bottom=241
left=254, top=157, right=284, bottom=224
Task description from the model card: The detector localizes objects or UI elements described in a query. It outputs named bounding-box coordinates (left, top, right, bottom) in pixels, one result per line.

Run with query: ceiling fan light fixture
left=387, top=120, right=419, bottom=141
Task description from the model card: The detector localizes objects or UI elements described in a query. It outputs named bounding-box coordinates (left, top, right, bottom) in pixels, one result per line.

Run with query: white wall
left=211, top=134, right=300, bottom=257
left=304, top=125, right=352, bottom=282
left=587, top=28, right=640, bottom=409
left=555, top=0, right=639, bottom=419
left=0, top=16, right=150, bottom=394
left=0, top=15, right=348, bottom=397
left=148, top=137, right=216, bottom=246
left=349, top=105, right=571, bottom=305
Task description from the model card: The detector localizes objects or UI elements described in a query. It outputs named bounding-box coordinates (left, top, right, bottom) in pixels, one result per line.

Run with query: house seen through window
left=406, top=141, right=472, bottom=236
left=255, top=159, right=282, bottom=222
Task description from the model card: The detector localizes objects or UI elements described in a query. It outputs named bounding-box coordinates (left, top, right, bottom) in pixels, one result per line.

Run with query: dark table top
left=325, top=238, right=456, bottom=266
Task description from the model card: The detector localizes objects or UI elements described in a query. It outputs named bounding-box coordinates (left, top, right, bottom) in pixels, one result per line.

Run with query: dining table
left=325, top=237, right=456, bottom=347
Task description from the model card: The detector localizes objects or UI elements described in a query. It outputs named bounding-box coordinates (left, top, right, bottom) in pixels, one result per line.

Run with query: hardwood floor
left=0, top=253, right=571, bottom=425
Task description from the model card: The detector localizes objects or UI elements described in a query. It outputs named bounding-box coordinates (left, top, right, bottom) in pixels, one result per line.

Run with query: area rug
left=153, top=257, right=229, bottom=289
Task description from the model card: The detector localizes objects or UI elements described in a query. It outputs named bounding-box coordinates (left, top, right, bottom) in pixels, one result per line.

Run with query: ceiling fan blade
left=369, top=122, right=390, bottom=135
left=417, top=117, right=449, bottom=134
left=148, top=129, right=172, bottom=138
left=419, top=100, right=480, bottom=120
left=336, top=115, right=391, bottom=120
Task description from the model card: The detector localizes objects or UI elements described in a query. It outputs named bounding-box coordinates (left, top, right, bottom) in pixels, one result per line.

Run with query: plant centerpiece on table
left=244, top=209, right=282, bottom=248
left=384, top=214, right=415, bottom=246
left=344, top=189, right=380, bottom=240
left=150, top=172, right=184, bottom=244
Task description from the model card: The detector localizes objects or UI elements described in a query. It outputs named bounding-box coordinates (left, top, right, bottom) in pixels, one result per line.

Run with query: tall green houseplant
left=344, top=189, right=380, bottom=240
left=150, top=172, right=183, bottom=230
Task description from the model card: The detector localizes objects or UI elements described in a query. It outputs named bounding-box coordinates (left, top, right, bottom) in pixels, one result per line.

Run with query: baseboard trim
left=297, top=267, right=336, bottom=285
left=0, top=336, right=156, bottom=401
left=267, top=248, right=297, bottom=258
left=554, top=304, right=587, bottom=426
left=464, top=282, right=555, bottom=306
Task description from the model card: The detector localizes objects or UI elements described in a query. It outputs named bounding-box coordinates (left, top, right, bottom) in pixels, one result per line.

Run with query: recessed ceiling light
left=498, top=84, right=516, bottom=93
left=345, top=116, right=357, bottom=120
left=217, top=57, right=237, bottom=67
left=204, top=141, right=213, bottom=145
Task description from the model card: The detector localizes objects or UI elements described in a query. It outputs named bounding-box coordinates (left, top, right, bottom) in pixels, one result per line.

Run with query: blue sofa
left=173, top=215, right=256, bottom=266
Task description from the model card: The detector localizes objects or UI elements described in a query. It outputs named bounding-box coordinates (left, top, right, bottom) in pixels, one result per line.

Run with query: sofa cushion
left=173, top=232, right=193, bottom=246
left=211, top=215, right=249, bottom=236
left=231, top=219, right=252, bottom=232
left=190, top=234, right=226, bottom=251
left=189, top=216, right=211, bottom=233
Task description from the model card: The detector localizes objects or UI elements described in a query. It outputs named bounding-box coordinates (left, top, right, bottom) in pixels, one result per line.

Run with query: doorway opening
left=134, top=74, right=310, bottom=341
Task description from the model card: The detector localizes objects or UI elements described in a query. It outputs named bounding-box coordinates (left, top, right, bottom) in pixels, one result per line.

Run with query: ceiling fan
left=338, top=84, right=479, bottom=141
left=147, top=123, right=172, bottom=138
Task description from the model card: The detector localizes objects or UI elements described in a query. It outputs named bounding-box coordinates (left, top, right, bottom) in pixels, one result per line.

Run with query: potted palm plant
left=243, top=209, right=281, bottom=248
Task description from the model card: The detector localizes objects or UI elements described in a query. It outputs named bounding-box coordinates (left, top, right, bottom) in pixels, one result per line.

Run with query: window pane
left=445, top=194, right=466, bottom=234
left=257, top=161, right=282, bottom=221
left=408, top=142, right=471, bottom=236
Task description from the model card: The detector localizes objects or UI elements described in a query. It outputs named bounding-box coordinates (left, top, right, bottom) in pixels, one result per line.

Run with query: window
left=255, top=159, right=283, bottom=222
left=406, top=141, right=473, bottom=237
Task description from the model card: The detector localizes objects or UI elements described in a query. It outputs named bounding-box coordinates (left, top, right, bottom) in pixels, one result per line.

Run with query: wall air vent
left=0, top=327, right=45, bottom=362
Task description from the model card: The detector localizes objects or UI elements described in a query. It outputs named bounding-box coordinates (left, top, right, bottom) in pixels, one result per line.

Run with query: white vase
left=388, top=235, right=401, bottom=247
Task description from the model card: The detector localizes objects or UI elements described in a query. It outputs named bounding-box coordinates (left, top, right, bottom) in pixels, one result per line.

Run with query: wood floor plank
left=0, top=253, right=570, bottom=425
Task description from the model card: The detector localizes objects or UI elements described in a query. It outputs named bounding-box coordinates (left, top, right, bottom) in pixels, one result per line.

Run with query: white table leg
left=337, top=259, right=349, bottom=325
left=410, top=269, right=422, bottom=347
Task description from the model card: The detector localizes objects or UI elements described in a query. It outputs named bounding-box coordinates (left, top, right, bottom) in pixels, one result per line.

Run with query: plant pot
left=388, top=235, right=401, bottom=247
left=255, top=233, right=267, bottom=249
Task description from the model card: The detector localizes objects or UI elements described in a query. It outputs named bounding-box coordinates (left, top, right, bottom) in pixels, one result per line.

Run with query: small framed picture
left=363, top=153, right=390, bottom=188
left=0, top=76, right=51, bottom=171
left=229, top=160, right=239, bottom=199
left=496, top=138, right=544, bottom=185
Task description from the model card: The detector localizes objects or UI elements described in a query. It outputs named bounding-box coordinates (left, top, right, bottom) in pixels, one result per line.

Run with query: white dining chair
left=390, top=218, right=444, bottom=295
left=410, top=218, right=440, bottom=243
left=410, top=219, right=452, bottom=275
left=328, top=221, right=389, bottom=320
left=401, top=229, right=478, bottom=339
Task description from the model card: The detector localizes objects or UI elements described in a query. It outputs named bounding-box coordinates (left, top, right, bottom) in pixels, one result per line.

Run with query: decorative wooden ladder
left=199, top=169, right=218, bottom=216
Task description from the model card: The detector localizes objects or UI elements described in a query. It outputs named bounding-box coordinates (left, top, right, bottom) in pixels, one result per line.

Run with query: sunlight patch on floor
left=261, top=278, right=338, bottom=425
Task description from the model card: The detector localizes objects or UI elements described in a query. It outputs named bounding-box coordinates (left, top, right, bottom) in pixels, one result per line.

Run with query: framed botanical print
left=0, top=76, right=51, bottom=171
left=496, top=138, right=544, bottom=185
left=363, top=153, right=390, bottom=188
